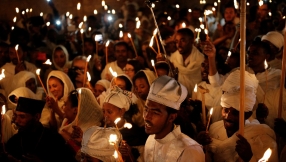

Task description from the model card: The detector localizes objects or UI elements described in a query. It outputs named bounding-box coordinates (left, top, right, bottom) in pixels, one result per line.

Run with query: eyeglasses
left=123, top=68, right=134, bottom=72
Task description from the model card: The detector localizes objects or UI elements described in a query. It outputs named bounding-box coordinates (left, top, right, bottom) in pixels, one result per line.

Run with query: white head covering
left=110, top=74, right=133, bottom=91
left=141, top=70, right=157, bottom=86
left=96, top=79, right=111, bottom=90
left=47, top=70, right=75, bottom=101
left=147, top=75, right=188, bottom=110
left=81, top=126, right=122, bottom=162
left=52, top=45, right=70, bottom=70
left=103, top=86, right=137, bottom=111
left=261, top=31, right=284, bottom=51
left=59, top=88, right=103, bottom=133
left=8, top=87, right=37, bottom=106
left=221, top=70, right=258, bottom=112
left=9, top=71, right=37, bottom=94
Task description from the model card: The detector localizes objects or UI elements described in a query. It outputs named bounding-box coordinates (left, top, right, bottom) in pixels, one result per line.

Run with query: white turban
left=81, top=126, right=122, bottom=162
left=96, top=79, right=111, bottom=90
left=261, top=31, right=284, bottom=50
left=221, top=70, right=258, bottom=112
left=147, top=75, right=188, bottom=110
left=103, top=86, right=137, bottom=111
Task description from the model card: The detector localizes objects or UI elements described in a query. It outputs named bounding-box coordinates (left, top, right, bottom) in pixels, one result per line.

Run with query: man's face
left=201, top=58, right=209, bottom=82
left=144, top=100, right=174, bottom=139
left=224, top=8, right=236, bottom=22
left=9, top=47, right=24, bottom=65
left=257, top=4, right=269, bottom=20
left=175, top=33, right=193, bottom=55
left=14, top=111, right=36, bottom=131
left=247, top=45, right=268, bottom=68
left=222, top=107, right=239, bottom=134
left=115, top=45, right=128, bottom=62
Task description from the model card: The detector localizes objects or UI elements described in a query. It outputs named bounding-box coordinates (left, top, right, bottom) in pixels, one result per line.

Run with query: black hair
left=117, top=75, right=133, bottom=91
left=68, top=90, right=79, bottom=108
left=155, top=62, right=170, bottom=72
left=250, top=39, right=272, bottom=55
left=126, top=59, right=145, bottom=74
left=224, top=3, right=237, bottom=13
left=166, top=106, right=178, bottom=115
left=114, top=41, right=130, bottom=51
left=176, top=28, right=194, bottom=39
left=132, top=70, right=149, bottom=86
left=49, top=76, right=64, bottom=87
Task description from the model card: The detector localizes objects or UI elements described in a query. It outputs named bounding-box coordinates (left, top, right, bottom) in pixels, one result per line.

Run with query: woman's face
left=134, top=77, right=150, bottom=100
left=102, top=102, right=125, bottom=127
left=48, top=77, right=64, bottom=100
left=94, top=84, right=106, bottom=98
left=124, top=64, right=135, bottom=79
left=63, top=99, right=77, bottom=122
left=54, top=49, right=66, bottom=68
left=112, top=78, right=126, bottom=90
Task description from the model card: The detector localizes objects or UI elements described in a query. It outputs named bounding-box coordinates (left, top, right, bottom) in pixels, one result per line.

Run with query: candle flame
left=104, top=5, right=108, bottom=10
left=69, top=14, right=73, bottom=19
left=182, top=22, right=186, bottom=28
left=13, top=17, right=17, bottom=23
left=80, top=29, right=84, bottom=34
left=88, top=27, right=91, bottom=32
left=212, top=7, right=216, bottom=11
left=228, top=51, right=232, bottom=57
left=16, top=7, right=19, bottom=13
left=78, top=88, right=82, bottom=94
left=113, top=150, right=118, bottom=158
left=112, top=9, right=115, bottom=14
left=77, top=3, right=81, bottom=10
left=102, top=0, right=105, bottom=6
left=22, top=11, right=25, bottom=15
left=283, top=16, right=286, bottom=19
left=200, top=24, right=205, bottom=29
left=30, top=8, right=32, bottom=12
left=119, top=23, right=123, bottom=28
left=149, top=36, right=154, bottom=47
left=1, top=105, right=6, bottom=115
left=188, top=9, right=192, bottom=12
left=234, top=0, right=239, bottom=9
left=205, top=10, right=213, bottom=16
left=0, top=69, right=5, bottom=80
left=44, top=59, right=52, bottom=65
left=194, top=84, right=198, bottom=93
left=15, top=44, right=19, bottom=51
left=247, top=2, right=249, bottom=6
left=259, top=0, right=263, bottom=6
left=151, top=3, right=155, bottom=8
left=46, top=22, right=50, bottom=26
left=106, top=40, right=110, bottom=47
left=204, top=29, right=208, bottom=35
left=176, top=4, right=180, bottom=8
left=214, top=2, right=217, bottom=6
left=114, top=117, right=121, bottom=125
left=264, top=60, right=268, bottom=69
left=124, top=123, right=133, bottom=129
left=127, top=33, right=132, bottom=38
left=109, top=134, right=117, bottom=145
left=153, top=29, right=158, bottom=36
left=210, top=108, right=213, bottom=115
left=11, top=26, right=14, bottom=30
left=268, top=12, right=272, bottom=17
left=66, top=12, right=70, bottom=17
left=151, top=59, right=155, bottom=67
left=119, top=31, right=123, bottom=38
left=36, top=69, right=41, bottom=75
left=167, top=16, right=171, bottom=20
left=136, top=21, right=141, bottom=29
left=87, top=55, right=92, bottom=62
left=26, top=8, right=29, bottom=13
left=109, top=67, right=117, bottom=77
left=87, top=72, right=91, bottom=81
left=95, top=34, right=102, bottom=41
left=135, top=17, right=139, bottom=21
left=40, top=12, right=43, bottom=17
left=199, top=17, right=203, bottom=22
left=258, top=148, right=272, bottom=162
left=83, top=15, right=87, bottom=22
left=94, top=9, right=98, bottom=15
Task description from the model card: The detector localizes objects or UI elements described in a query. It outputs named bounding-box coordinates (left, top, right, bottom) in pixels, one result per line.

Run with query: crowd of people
left=0, top=0, right=286, bottom=161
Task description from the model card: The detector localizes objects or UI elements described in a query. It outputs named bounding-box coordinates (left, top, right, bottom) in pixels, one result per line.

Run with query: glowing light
left=119, top=23, right=123, bottom=28
left=200, top=24, right=205, bottom=29
left=102, top=0, right=105, bottom=6
left=94, top=9, right=98, bottom=15
left=79, top=22, right=83, bottom=28
left=0, top=69, right=5, bottom=80
left=69, top=14, right=73, bottom=19
left=114, top=117, right=121, bottom=125
left=15, top=44, right=19, bottom=51
left=135, top=17, right=139, bottom=21
left=87, top=55, right=92, bottom=62
left=268, top=12, right=272, bottom=17
left=36, top=69, right=41, bottom=75
left=167, top=16, right=171, bottom=21
left=11, top=26, right=14, bottom=30
left=188, top=9, right=192, bottom=12
left=22, top=11, right=25, bottom=15
left=16, top=7, right=19, bottom=13
left=26, top=8, right=29, bottom=13
left=212, top=7, right=216, bottom=12
left=87, top=72, right=91, bottom=81
left=88, top=27, right=91, bottom=32
left=109, top=134, right=117, bottom=145
left=153, top=29, right=158, bottom=36
left=40, top=12, right=43, bottom=17
left=214, top=2, right=217, bottom=6
left=204, top=29, right=208, bottom=35
left=83, top=15, right=87, bottom=22
left=112, top=9, right=115, bottom=14
left=106, top=40, right=110, bottom=47
left=77, top=3, right=81, bottom=10
left=124, top=123, right=132, bottom=129
left=56, top=20, right=61, bottom=25
left=136, top=21, right=141, bottom=29
left=194, top=84, right=198, bottom=93
left=107, top=16, right=112, bottom=21
left=264, top=60, right=268, bottom=69
left=44, top=59, right=52, bottom=65
left=228, top=51, right=232, bottom=57
left=176, top=4, right=180, bottom=8
left=1, top=105, right=6, bottom=115
left=113, top=150, right=118, bottom=159
left=119, top=31, right=123, bottom=38
left=66, top=12, right=70, bottom=17
left=149, top=36, right=154, bottom=47
left=258, top=148, right=272, bottom=162
left=107, top=10, right=111, bottom=13
left=151, top=59, right=155, bottom=67
left=199, top=17, right=203, bottom=22
left=205, top=10, right=213, bottom=16
left=182, top=22, right=186, bottom=28
left=151, top=3, right=155, bottom=8
left=30, top=8, right=32, bottom=12
left=46, top=22, right=50, bottom=26
left=247, top=2, right=250, bottom=6
left=209, top=108, right=213, bottom=115
left=95, top=34, right=102, bottom=41
left=104, top=5, right=108, bottom=10
left=234, top=0, right=239, bottom=9
left=80, top=29, right=84, bottom=34
left=109, top=67, right=118, bottom=77
left=13, top=17, right=17, bottom=23
left=259, top=0, right=263, bottom=6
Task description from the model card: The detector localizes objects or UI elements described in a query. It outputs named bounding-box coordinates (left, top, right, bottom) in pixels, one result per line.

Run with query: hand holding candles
left=109, top=134, right=124, bottom=162
left=127, top=33, right=138, bottom=57
left=36, top=69, right=48, bottom=95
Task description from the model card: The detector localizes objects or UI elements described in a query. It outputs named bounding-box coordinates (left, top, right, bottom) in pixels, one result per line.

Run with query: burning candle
left=40, top=12, right=43, bottom=17
left=102, top=0, right=105, bottom=6
left=15, top=44, right=20, bottom=63
left=193, top=84, right=198, bottom=100
left=94, top=10, right=98, bottom=15
left=36, top=69, right=48, bottom=95
left=127, top=33, right=138, bottom=57
left=13, top=17, right=17, bottom=23
left=124, top=123, right=132, bottom=129
left=83, top=15, right=87, bottom=22
left=198, top=85, right=209, bottom=126
left=149, top=36, right=159, bottom=55
left=206, top=107, right=213, bottom=131
left=153, top=29, right=160, bottom=55
left=225, top=51, right=232, bottom=64
left=15, top=7, right=19, bottom=13
left=109, top=134, right=124, bottom=162
left=204, top=29, right=209, bottom=40
left=112, top=9, right=116, bottom=14
left=264, top=60, right=268, bottom=102
left=0, top=69, right=5, bottom=81
left=76, top=89, right=82, bottom=126
left=69, top=14, right=73, bottom=20
left=119, top=31, right=123, bottom=39
left=181, top=22, right=186, bottom=28
left=114, top=117, right=121, bottom=130
left=83, top=55, right=91, bottom=84
left=258, top=148, right=272, bottom=162
left=151, top=59, right=158, bottom=77
left=44, top=59, right=52, bottom=65
left=1, top=105, right=6, bottom=152
left=105, top=40, right=110, bottom=65
left=136, top=21, right=141, bottom=29
left=77, top=3, right=81, bottom=10
left=80, top=29, right=84, bottom=54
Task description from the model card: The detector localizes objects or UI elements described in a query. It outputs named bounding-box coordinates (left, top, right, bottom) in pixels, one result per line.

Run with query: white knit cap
left=261, top=31, right=284, bottom=50
left=81, top=126, right=122, bottom=162
left=221, top=70, right=258, bottom=112
left=147, top=75, right=188, bottom=110
left=96, top=79, right=111, bottom=90
left=103, top=86, right=137, bottom=111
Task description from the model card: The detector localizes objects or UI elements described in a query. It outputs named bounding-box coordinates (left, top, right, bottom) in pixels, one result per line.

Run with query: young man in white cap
left=198, top=70, right=279, bottom=162
left=143, top=75, right=205, bottom=162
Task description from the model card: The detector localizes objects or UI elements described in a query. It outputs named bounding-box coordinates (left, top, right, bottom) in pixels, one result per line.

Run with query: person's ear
left=168, top=113, right=177, bottom=123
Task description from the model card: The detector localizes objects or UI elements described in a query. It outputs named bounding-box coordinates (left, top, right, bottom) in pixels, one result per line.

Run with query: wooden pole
left=278, top=23, right=286, bottom=118
left=239, top=0, right=246, bottom=137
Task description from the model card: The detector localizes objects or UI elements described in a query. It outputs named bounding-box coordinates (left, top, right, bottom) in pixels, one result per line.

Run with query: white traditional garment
left=208, top=66, right=281, bottom=92
left=170, top=46, right=204, bottom=96
left=40, top=70, right=75, bottom=128
left=144, top=125, right=204, bottom=162
left=52, top=45, right=71, bottom=71
left=59, top=88, right=103, bottom=134
left=192, top=81, right=222, bottom=110
left=268, top=58, right=281, bottom=70
left=1, top=114, right=17, bottom=143
left=101, top=61, right=124, bottom=80
left=208, top=120, right=279, bottom=162
left=7, top=87, right=37, bottom=111
left=95, top=79, right=111, bottom=90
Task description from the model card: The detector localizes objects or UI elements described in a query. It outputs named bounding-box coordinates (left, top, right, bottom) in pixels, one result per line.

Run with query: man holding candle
left=170, top=28, right=204, bottom=96
left=144, top=75, right=204, bottom=162
left=197, top=70, right=279, bottom=162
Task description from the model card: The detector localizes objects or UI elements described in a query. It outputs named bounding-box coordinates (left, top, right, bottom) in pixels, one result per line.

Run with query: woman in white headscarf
left=51, top=45, right=71, bottom=72
left=59, top=88, right=103, bottom=154
left=41, top=70, right=75, bottom=129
